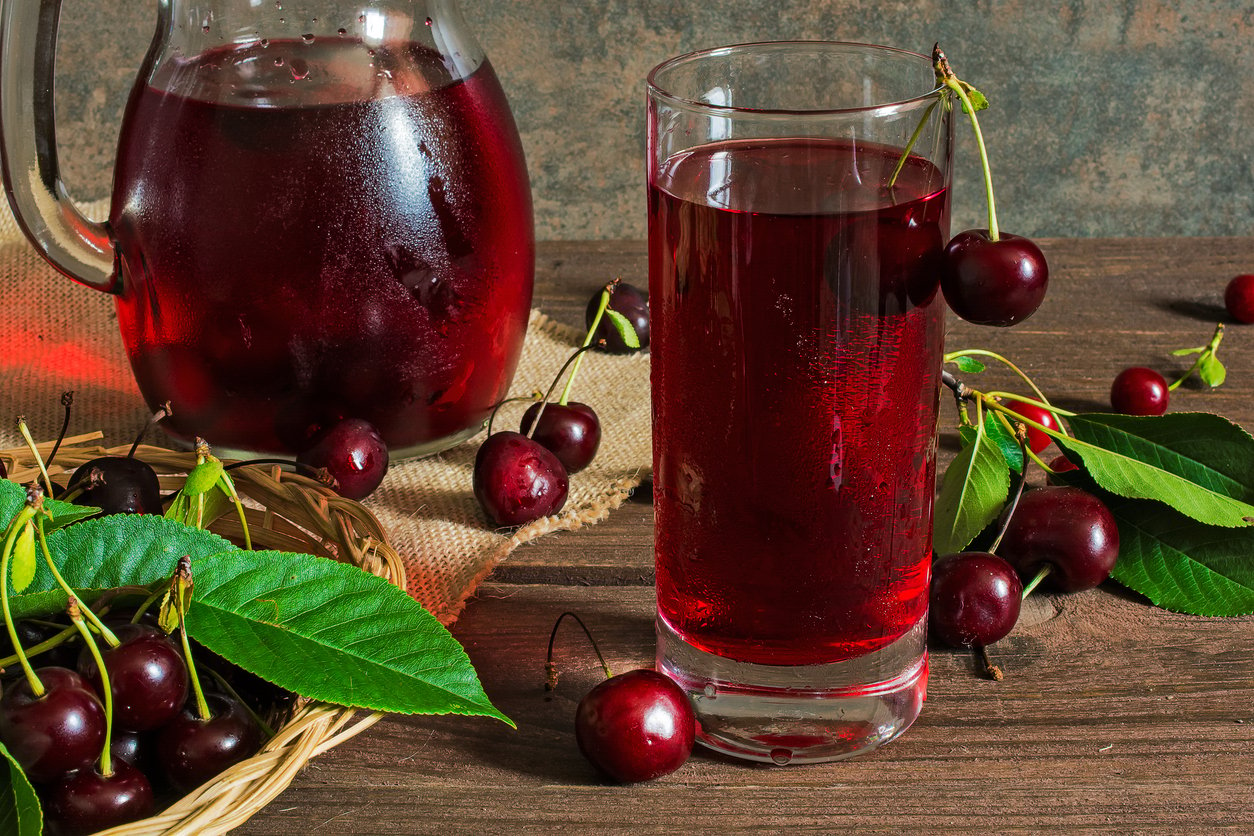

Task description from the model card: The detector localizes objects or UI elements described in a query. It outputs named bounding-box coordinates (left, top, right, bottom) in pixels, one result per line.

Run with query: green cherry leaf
left=183, top=458, right=225, bottom=496
left=184, top=549, right=512, bottom=723
left=0, top=741, right=42, bottom=836
left=11, top=523, right=36, bottom=594
left=5, top=515, right=235, bottom=619
left=958, top=82, right=989, bottom=112
left=603, top=309, right=641, bottom=350
left=1101, top=493, right=1254, bottom=616
left=952, top=355, right=987, bottom=374
left=1198, top=353, right=1226, bottom=388
left=984, top=412, right=1025, bottom=474
left=1057, top=412, right=1254, bottom=528
left=934, top=423, right=1010, bottom=555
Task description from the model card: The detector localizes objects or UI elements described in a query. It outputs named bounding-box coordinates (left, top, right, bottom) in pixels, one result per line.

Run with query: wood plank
left=237, top=583, right=1254, bottom=834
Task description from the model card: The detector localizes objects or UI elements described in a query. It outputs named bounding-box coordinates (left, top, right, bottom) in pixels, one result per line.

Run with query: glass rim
left=646, top=40, right=944, bottom=118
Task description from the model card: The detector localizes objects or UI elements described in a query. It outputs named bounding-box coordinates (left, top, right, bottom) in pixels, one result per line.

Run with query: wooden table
left=239, top=238, right=1254, bottom=834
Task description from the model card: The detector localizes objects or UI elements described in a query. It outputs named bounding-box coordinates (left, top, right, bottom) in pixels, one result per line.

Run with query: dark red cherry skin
left=999, top=486, right=1120, bottom=592
left=473, top=431, right=569, bottom=526
left=0, top=667, right=105, bottom=783
left=928, top=552, right=1023, bottom=647
left=44, top=760, right=155, bottom=836
left=1224, top=274, right=1254, bottom=323
left=296, top=417, right=389, bottom=500
left=520, top=402, right=601, bottom=474
left=78, top=623, right=188, bottom=732
left=66, top=456, right=162, bottom=516
left=941, top=230, right=1049, bottom=327
left=1001, top=399, right=1060, bottom=454
left=1110, top=367, right=1169, bottom=416
left=587, top=282, right=649, bottom=353
left=156, top=692, right=263, bottom=793
left=575, top=669, right=695, bottom=783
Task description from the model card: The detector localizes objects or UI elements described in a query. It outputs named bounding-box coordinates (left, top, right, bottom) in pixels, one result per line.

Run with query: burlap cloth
left=0, top=200, right=652, bottom=624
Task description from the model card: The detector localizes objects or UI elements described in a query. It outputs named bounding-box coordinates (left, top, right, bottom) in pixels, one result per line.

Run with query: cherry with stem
left=932, top=45, right=1049, bottom=327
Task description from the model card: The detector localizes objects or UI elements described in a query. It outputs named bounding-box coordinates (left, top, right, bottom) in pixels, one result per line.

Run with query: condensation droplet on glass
left=770, top=749, right=792, bottom=766
left=273, top=56, right=284, bottom=66
left=367, top=48, right=375, bottom=56
left=274, top=0, right=282, bottom=8
left=278, top=17, right=285, bottom=24
left=259, top=38, right=270, bottom=47
left=337, top=27, right=347, bottom=36
left=357, top=14, right=366, bottom=22
left=425, top=17, right=433, bottom=26
left=301, top=33, right=314, bottom=43
left=702, top=684, right=716, bottom=698
left=201, top=24, right=210, bottom=34
left=290, top=59, right=309, bottom=81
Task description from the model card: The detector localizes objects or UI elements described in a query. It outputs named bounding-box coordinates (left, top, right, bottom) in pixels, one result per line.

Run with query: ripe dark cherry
left=586, top=282, right=650, bottom=353
left=156, top=692, right=263, bottom=793
left=1001, top=399, right=1060, bottom=454
left=575, top=669, right=695, bottom=783
left=928, top=552, right=1023, bottom=647
left=296, top=417, right=389, bottom=500
left=0, top=619, right=80, bottom=676
left=0, top=667, right=105, bottom=782
left=519, top=402, right=601, bottom=474
left=110, top=728, right=152, bottom=772
left=473, top=431, right=569, bottom=526
left=1110, top=367, right=1169, bottom=416
left=78, top=623, right=188, bottom=732
left=941, top=230, right=1049, bottom=327
left=44, top=759, right=155, bottom=835
left=998, top=486, right=1120, bottom=592
left=1224, top=274, right=1254, bottom=324
left=66, top=456, right=162, bottom=516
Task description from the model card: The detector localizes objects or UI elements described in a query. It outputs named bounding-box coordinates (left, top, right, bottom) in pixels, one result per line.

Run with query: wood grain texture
left=235, top=238, right=1254, bottom=834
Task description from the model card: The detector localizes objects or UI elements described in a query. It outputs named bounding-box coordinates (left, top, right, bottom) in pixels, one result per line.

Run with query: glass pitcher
left=0, top=0, right=534, bottom=457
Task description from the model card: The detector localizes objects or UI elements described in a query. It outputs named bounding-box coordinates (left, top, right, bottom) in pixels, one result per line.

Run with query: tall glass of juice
left=648, top=42, right=952, bottom=763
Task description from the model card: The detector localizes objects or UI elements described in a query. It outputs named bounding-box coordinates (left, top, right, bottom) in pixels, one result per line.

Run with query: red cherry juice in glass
left=650, top=137, right=947, bottom=667
left=109, top=39, right=533, bottom=454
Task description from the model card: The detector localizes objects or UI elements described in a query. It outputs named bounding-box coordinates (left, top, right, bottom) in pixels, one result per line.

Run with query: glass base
left=657, top=613, right=927, bottom=764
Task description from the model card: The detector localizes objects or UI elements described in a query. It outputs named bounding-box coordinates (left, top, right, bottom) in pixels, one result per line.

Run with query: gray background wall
left=43, top=0, right=1254, bottom=239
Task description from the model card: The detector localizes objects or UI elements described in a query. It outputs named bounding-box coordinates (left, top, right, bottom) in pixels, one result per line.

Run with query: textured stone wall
left=38, top=0, right=1254, bottom=239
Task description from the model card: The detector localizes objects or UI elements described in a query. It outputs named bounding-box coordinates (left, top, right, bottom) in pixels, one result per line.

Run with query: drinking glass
left=648, top=42, right=952, bottom=763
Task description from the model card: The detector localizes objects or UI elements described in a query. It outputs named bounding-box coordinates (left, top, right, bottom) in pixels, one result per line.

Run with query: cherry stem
left=560, top=280, right=617, bottom=406
left=528, top=345, right=596, bottom=441
left=1168, top=323, right=1225, bottom=392
left=887, top=99, right=938, bottom=190
left=129, top=402, right=171, bottom=458
left=68, top=596, right=114, bottom=777
left=944, top=348, right=1057, bottom=414
left=34, top=512, right=119, bottom=648
left=485, top=394, right=543, bottom=438
left=216, top=466, right=253, bottom=551
left=934, top=45, right=999, bottom=241
left=987, top=429, right=1031, bottom=555
left=0, top=506, right=43, bottom=696
left=544, top=610, right=612, bottom=692
left=979, top=645, right=1005, bottom=681
left=176, top=599, right=211, bottom=722
left=1021, top=564, right=1052, bottom=599
left=46, top=391, right=74, bottom=470
left=16, top=418, right=57, bottom=501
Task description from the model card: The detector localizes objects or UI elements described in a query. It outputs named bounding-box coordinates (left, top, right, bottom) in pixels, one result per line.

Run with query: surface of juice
left=650, top=137, right=947, bottom=666
left=110, top=38, right=533, bottom=453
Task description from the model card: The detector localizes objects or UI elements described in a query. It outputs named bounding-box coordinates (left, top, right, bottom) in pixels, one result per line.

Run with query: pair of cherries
left=474, top=283, right=649, bottom=527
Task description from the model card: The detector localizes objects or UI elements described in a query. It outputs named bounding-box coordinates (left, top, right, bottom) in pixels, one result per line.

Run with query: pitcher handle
left=0, top=0, right=117, bottom=292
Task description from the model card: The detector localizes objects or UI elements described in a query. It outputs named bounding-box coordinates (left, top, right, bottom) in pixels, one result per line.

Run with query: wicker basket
left=0, top=433, right=405, bottom=836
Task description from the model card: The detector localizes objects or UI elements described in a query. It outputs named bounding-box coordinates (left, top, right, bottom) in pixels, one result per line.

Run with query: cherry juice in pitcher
left=110, top=38, right=534, bottom=454
left=650, top=137, right=947, bottom=667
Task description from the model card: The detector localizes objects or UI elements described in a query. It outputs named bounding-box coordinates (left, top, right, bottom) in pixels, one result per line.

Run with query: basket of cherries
left=0, top=415, right=505, bottom=835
